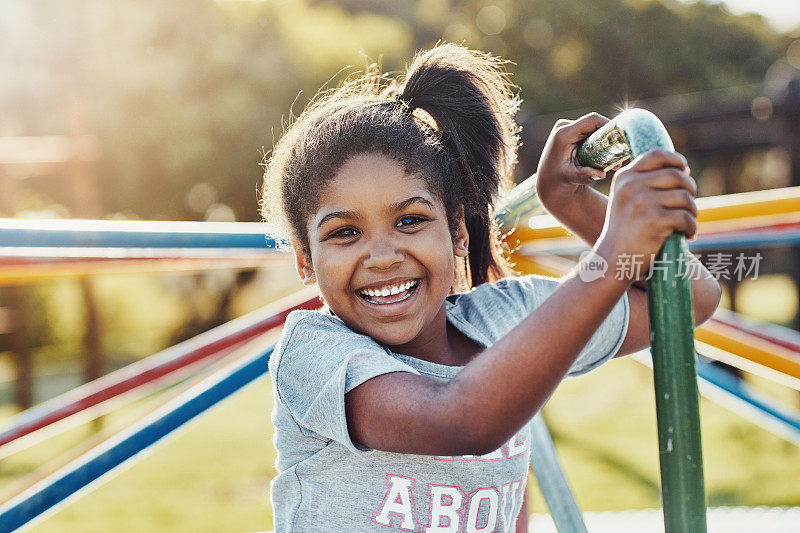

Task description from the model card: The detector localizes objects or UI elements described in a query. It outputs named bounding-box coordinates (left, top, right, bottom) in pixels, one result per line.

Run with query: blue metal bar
left=0, top=343, right=274, bottom=533
left=696, top=358, right=800, bottom=444
left=4, top=218, right=796, bottom=253
left=0, top=219, right=278, bottom=249
left=0, top=248, right=276, bottom=259
left=635, top=351, right=800, bottom=447
left=688, top=228, right=800, bottom=250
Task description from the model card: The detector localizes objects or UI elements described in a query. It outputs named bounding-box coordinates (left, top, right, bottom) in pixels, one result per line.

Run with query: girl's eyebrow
left=390, top=196, right=436, bottom=212
left=316, top=209, right=360, bottom=229
left=316, top=196, right=436, bottom=229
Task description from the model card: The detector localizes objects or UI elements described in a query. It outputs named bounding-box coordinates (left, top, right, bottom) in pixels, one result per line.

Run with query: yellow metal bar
left=694, top=321, right=800, bottom=383
left=509, top=253, right=573, bottom=278
left=695, top=341, right=800, bottom=392
left=511, top=251, right=800, bottom=386
left=507, top=186, right=800, bottom=244
left=695, top=186, right=800, bottom=223
left=695, top=211, right=800, bottom=234
left=514, top=212, right=800, bottom=255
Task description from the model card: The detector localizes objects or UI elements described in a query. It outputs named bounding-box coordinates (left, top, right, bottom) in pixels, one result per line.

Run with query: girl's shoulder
left=448, top=273, right=560, bottom=317
left=447, top=272, right=629, bottom=375
left=270, top=308, right=419, bottom=423
left=271, top=308, right=411, bottom=383
left=274, top=308, right=382, bottom=362
left=444, top=273, right=561, bottom=345
left=280, top=307, right=352, bottom=339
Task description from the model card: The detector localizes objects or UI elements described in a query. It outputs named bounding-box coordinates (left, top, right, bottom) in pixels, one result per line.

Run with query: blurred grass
left=529, top=356, right=800, bottom=513
left=0, top=263, right=303, bottom=403
left=0, top=355, right=795, bottom=532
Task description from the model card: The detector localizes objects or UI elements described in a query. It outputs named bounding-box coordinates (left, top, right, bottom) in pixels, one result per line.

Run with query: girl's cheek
left=318, top=244, right=358, bottom=274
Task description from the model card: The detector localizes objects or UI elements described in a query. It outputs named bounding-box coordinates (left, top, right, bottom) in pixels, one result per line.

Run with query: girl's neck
left=386, top=303, right=482, bottom=366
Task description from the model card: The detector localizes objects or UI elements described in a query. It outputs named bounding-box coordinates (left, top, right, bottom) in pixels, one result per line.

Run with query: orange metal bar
left=0, top=255, right=288, bottom=285
left=694, top=321, right=800, bottom=384
left=511, top=251, right=800, bottom=387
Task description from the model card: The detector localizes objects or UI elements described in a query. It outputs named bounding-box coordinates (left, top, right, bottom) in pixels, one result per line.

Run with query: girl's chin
left=365, top=325, right=419, bottom=348
left=333, top=310, right=419, bottom=346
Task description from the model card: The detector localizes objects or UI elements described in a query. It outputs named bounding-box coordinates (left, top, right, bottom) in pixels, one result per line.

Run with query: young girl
left=261, top=43, right=721, bottom=532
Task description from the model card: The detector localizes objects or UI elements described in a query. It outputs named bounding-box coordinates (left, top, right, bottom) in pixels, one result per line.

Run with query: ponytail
left=397, top=44, right=520, bottom=286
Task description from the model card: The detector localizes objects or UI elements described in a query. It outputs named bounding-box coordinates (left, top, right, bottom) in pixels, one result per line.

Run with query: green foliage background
left=1, top=0, right=789, bottom=222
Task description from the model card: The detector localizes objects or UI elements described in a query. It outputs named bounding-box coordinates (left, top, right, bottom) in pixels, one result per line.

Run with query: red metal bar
left=0, top=289, right=321, bottom=448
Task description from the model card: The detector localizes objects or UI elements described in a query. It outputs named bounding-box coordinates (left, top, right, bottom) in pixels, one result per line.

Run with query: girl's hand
left=535, top=113, right=609, bottom=210
left=597, top=150, right=697, bottom=279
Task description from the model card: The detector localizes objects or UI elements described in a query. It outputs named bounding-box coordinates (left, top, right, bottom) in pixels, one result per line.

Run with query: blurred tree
left=0, top=0, right=415, bottom=383
left=1, top=0, right=413, bottom=222
left=0, top=0, right=788, bottom=220
left=317, top=0, right=785, bottom=112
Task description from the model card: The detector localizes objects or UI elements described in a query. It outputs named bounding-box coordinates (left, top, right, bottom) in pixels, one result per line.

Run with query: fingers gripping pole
left=579, top=109, right=707, bottom=532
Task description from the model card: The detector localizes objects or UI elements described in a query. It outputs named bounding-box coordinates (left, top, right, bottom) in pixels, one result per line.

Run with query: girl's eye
left=396, top=215, right=427, bottom=228
left=329, top=227, right=359, bottom=239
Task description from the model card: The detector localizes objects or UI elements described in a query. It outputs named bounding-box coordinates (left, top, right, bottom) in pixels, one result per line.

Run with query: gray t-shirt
left=269, top=274, right=629, bottom=532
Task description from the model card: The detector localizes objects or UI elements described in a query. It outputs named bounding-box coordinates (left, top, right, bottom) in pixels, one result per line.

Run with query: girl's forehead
left=314, top=153, right=443, bottom=211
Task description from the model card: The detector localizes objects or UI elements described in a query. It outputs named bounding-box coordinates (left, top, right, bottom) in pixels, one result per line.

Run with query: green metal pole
left=578, top=109, right=707, bottom=532
left=494, top=173, right=546, bottom=234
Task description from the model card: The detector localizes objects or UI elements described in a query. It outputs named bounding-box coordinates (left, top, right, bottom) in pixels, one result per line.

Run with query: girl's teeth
left=359, top=280, right=419, bottom=300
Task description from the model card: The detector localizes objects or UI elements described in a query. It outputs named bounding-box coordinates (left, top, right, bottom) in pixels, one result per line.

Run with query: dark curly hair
left=261, top=43, right=520, bottom=287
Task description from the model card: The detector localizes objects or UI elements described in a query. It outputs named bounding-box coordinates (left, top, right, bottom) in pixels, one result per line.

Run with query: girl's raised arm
left=346, top=146, right=704, bottom=455
left=534, top=114, right=722, bottom=356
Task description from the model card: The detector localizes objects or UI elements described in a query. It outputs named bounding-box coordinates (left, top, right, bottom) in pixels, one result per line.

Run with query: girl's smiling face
left=294, top=152, right=468, bottom=353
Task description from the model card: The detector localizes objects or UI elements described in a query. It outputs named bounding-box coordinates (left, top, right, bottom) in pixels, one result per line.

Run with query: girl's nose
left=363, top=239, right=404, bottom=269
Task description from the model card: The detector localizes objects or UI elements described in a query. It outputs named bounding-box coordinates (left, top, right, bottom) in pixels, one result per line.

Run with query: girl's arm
left=534, top=114, right=722, bottom=356
left=347, top=251, right=631, bottom=455
left=346, top=115, right=708, bottom=457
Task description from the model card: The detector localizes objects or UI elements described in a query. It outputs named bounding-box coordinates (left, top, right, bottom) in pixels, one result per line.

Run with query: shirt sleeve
left=489, top=274, right=629, bottom=376
left=270, top=310, right=419, bottom=453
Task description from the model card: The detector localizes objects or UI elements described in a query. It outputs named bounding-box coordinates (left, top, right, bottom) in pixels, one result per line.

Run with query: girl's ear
left=452, top=206, right=469, bottom=258
left=291, top=239, right=316, bottom=286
